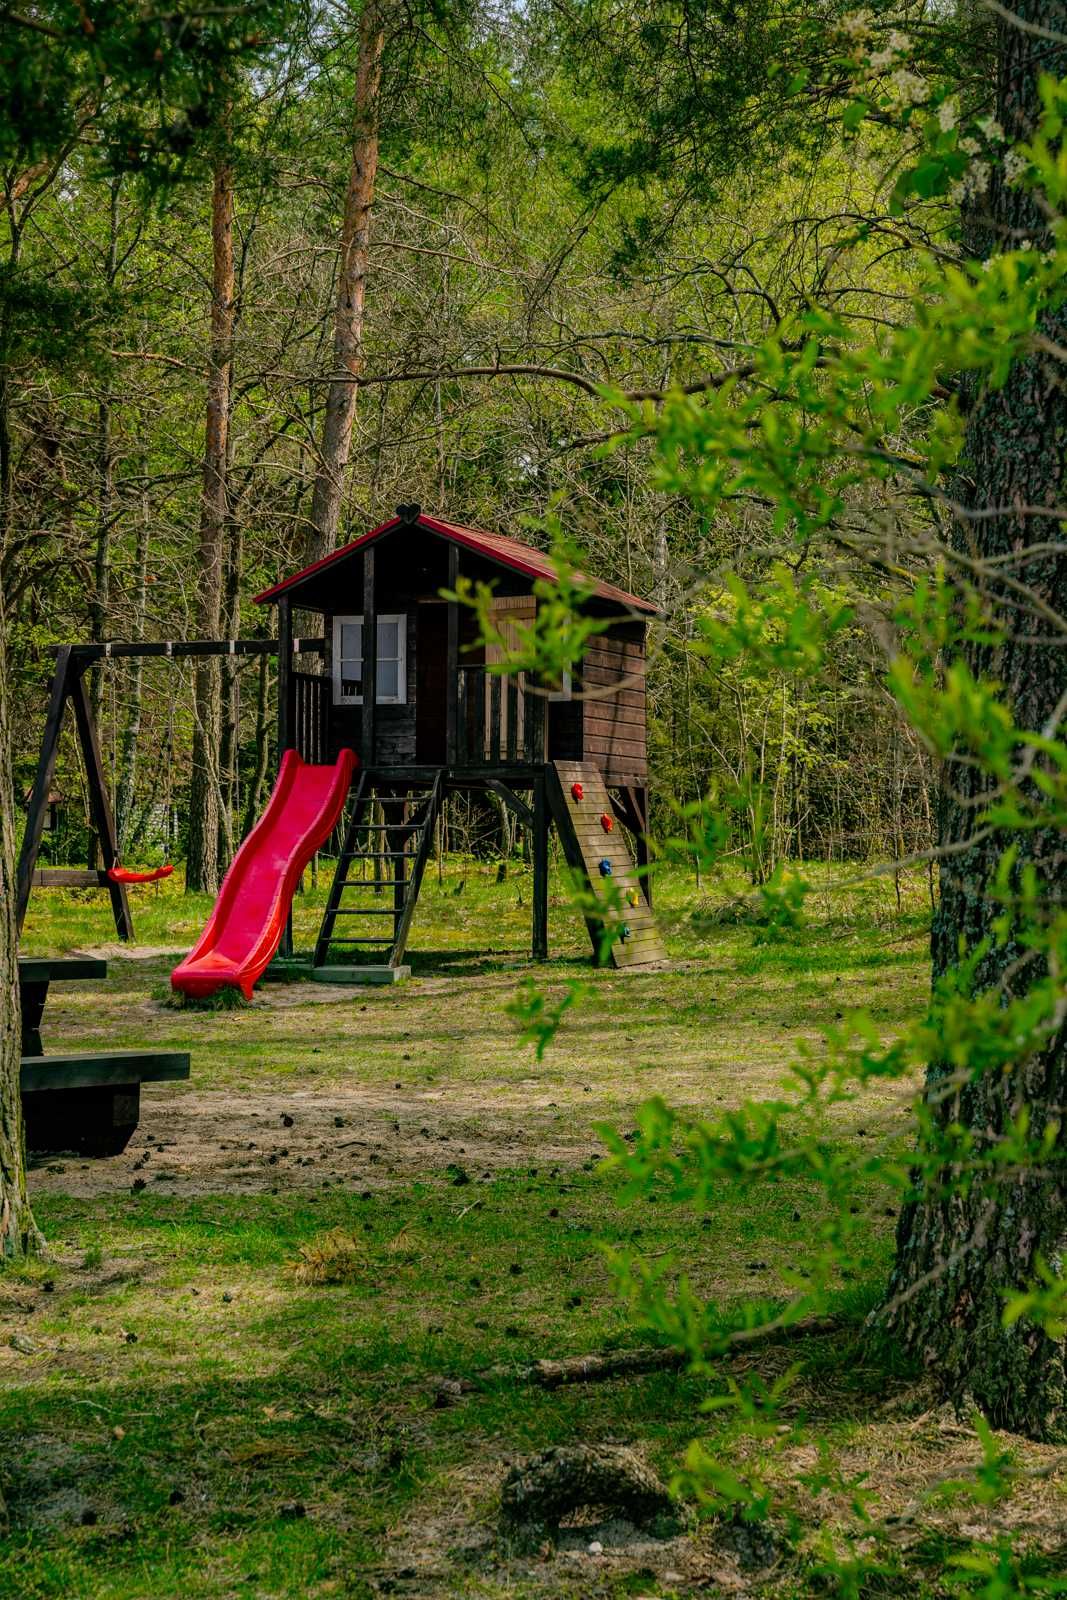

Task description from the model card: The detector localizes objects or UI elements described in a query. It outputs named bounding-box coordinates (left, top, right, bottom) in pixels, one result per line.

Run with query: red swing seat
left=107, top=864, right=174, bottom=885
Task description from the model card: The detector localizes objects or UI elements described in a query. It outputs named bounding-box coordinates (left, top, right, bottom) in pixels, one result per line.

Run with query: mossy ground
left=3, top=859, right=1064, bottom=1598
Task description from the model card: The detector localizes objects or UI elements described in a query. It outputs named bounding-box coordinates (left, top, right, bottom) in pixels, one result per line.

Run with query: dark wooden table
left=17, top=955, right=190, bottom=1156
left=18, top=956, right=108, bottom=1057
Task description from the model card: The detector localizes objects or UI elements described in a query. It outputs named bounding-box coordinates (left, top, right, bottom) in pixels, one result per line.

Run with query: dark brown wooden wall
left=578, top=621, right=647, bottom=785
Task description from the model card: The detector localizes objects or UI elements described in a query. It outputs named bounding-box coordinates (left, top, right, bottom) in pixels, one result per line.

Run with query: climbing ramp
left=548, top=760, right=666, bottom=967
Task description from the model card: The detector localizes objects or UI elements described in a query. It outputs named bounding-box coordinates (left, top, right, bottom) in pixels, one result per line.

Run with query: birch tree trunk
left=305, top=0, right=386, bottom=565
left=884, top=0, right=1067, bottom=1439
left=186, top=156, right=235, bottom=894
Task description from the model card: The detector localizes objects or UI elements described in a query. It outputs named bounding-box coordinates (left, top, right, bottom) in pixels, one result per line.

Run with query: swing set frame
left=16, top=635, right=322, bottom=940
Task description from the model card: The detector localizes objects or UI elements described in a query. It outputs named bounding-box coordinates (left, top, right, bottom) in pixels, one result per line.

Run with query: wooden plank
left=582, top=641, right=645, bottom=666
left=70, top=669, right=133, bottom=942
left=473, top=670, right=487, bottom=761
left=21, top=1050, right=190, bottom=1092
left=18, top=958, right=107, bottom=983
left=31, top=869, right=109, bottom=888
left=61, top=638, right=324, bottom=662
left=580, top=660, right=646, bottom=686
left=362, top=546, right=377, bottom=764
left=584, top=737, right=648, bottom=760
left=506, top=676, right=519, bottom=762
left=445, top=544, right=459, bottom=763
left=548, top=760, right=666, bottom=967
left=488, top=674, right=502, bottom=763
left=532, top=770, right=548, bottom=961
left=16, top=646, right=72, bottom=933
left=583, top=701, right=646, bottom=728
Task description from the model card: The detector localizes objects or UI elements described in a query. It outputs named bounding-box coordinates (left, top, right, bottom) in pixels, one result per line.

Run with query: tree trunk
left=186, top=157, right=235, bottom=895
left=305, top=0, right=385, bottom=565
left=884, top=1, right=1067, bottom=1439
left=0, top=587, right=41, bottom=1258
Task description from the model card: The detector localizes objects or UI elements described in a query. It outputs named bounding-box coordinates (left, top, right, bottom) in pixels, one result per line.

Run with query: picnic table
left=18, top=956, right=190, bottom=1156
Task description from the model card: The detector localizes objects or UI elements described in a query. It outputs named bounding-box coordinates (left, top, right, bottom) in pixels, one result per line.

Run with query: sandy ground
left=27, top=1081, right=599, bottom=1198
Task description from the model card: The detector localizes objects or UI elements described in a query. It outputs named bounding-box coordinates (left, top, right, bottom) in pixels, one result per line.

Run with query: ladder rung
left=329, top=908, right=398, bottom=916
left=340, top=850, right=410, bottom=861
left=326, top=936, right=397, bottom=944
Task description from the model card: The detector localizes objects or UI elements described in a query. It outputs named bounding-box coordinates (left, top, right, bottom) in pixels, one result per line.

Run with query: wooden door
left=416, top=603, right=449, bottom=763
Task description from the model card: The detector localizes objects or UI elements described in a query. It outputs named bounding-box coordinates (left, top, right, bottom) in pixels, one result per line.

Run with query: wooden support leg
left=16, top=647, right=72, bottom=934
left=17, top=979, right=48, bottom=1058
left=632, top=786, right=652, bottom=909
left=532, top=770, right=549, bottom=962
left=22, top=1083, right=141, bottom=1156
left=70, top=669, right=133, bottom=941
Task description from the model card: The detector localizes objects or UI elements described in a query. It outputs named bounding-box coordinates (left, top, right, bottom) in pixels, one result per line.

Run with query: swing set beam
left=17, top=636, right=324, bottom=941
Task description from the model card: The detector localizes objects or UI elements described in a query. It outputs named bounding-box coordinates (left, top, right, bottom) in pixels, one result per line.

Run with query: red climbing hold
left=571, top=782, right=584, bottom=801
left=107, top=864, right=175, bottom=884
left=600, top=812, right=614, bottom=833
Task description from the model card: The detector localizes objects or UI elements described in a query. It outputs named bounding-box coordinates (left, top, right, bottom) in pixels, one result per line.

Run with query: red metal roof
left=252, top=511, right=658, bottom=614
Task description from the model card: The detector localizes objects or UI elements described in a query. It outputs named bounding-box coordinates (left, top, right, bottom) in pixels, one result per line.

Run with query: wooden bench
left=21, top=1050, right=191, bottom=1156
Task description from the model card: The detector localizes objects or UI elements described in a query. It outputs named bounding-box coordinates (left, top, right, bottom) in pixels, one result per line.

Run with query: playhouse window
left=547, top=669, right=572, bottom=702
left=332, top=614, right=406, bottom=705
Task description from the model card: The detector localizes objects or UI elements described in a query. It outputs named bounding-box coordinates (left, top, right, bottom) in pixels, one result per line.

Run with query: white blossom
left=841, top=9, right=873, bottom=37
left=888, top=30, right=912, bottom=52
left=1002, top=147, right=1029, bottom=184
left=960, top=136, right=980, bottom=156
left=869, top=47, right=894, bottom=68
left=890, top=69, right=930, bottom=104
left=977, top=116, right=1005, bottom=142
left=937, top=99, right=958, bottom=132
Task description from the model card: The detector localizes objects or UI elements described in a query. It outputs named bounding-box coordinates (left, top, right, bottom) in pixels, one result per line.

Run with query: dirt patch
left=26, top=1084, right=598, bottom=1198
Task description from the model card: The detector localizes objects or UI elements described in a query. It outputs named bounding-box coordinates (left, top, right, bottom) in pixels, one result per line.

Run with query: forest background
left=2, top=0, right=937, bottom=890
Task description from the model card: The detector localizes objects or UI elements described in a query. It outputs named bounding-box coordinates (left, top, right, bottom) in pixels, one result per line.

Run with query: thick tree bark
left=884, top=1, right=1067, bottom=1439
left=305, top=0, right=385, bottom=565
left=186, top=157, right=235, bottom=894
left=0, top=588, right=41, bottom=1258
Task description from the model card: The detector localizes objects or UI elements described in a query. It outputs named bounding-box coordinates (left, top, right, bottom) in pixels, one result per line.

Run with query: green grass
left=4, top=861, right=1059, bottom=1598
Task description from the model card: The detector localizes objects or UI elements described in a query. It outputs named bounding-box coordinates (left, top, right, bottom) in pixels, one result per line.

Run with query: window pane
left=377, top=659, right=399, bottom=700
left=377, top=618, right=399, bottom=658
left=340, top=674, right=361, bottom=699
left=340, top=620, right=362, bottom=663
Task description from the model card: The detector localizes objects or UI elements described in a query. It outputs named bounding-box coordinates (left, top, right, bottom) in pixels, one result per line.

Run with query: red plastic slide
left=171, top=748, right=356, bottom=1001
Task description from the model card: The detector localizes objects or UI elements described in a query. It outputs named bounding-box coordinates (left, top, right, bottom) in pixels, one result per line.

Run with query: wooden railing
left=457, top=666, right=546, bottom=767
left=291, top=670, right=328, bottom=765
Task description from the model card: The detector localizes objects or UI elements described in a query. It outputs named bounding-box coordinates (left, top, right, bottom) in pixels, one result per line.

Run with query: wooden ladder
left=314, top=769, right=443, bottom=971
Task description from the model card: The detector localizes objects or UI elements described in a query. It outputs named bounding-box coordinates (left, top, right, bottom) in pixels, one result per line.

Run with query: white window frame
left=548, top=668, right=572, bottom=703
left=332, top=613, right=407, bottom=706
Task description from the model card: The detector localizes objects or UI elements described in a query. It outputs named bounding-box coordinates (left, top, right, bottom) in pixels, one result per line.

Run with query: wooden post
left=276, top=597, right=293, bottom=758
left=362, top=545, right=376, bottom=765
left=70, top=669, right=134, bottom=941
left=634, top=785, right=652, bottom=908
left=532, top=768, right=549, bottom=962
left=276, top=598, right=294, bottom=957
left=445, top=543, right=459, bottom=765
left=16, top=647, right=73, bottom=933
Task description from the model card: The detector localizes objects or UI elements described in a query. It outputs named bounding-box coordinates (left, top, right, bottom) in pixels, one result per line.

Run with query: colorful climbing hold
left=598, top=858, right=613, bottom=877
left=571, top=782, right=584, bottom=801
left=599, top=813, right=614, bottom=833
left=620, top=923, right=632, bottom=941
left=626, top=887, right=640, bottom=907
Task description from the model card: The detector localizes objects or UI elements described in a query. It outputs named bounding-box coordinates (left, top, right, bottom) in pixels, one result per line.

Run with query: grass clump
left=291, top=1227, right=366, bottom=1285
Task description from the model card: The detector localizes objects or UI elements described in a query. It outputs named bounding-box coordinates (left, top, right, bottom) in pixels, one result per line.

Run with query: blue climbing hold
left=620, top=923, right=632, bottom=940
left=598, top=858, right=613, bottom=876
